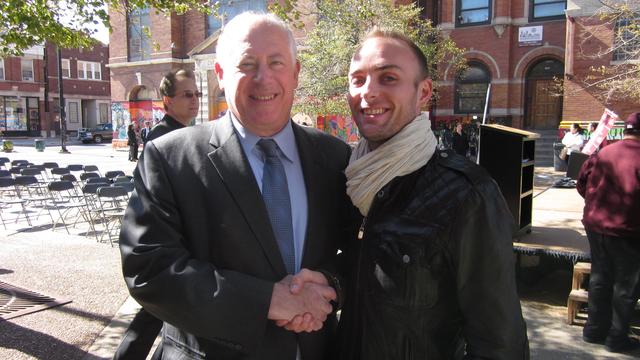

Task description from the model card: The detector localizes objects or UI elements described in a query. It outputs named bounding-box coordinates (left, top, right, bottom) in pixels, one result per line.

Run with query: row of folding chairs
left=0, top=166, right=133, bottom=246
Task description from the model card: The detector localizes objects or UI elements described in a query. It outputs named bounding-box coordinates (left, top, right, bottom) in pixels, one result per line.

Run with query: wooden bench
left=567, top=262, right=591, bottom=324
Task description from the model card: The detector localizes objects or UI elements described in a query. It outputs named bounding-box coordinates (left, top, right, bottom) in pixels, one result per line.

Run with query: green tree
left=580, top=0, right=640, bottom=101
left=0, top=0, right=212, bottom=57
left=271, top=0, right=466, bottom=116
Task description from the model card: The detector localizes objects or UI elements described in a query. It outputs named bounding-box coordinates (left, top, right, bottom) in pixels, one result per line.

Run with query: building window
left=613, top=18, right=640, bottom=61
left=530, top=0, right=566, bottom=21
left=207, top=0, right=267, bottom=37
left=77, top=61, right=101, bottom=80
left=68, top=101, right=79, bottom=123
left=455, top=62, right=491, bottom=114
left=457, top=0, right=491, bottom=26
left=61, top=59, right=71, bottom=78
left=0, top=59, right=4, bottom=80
left=21, top=60, right=34, bottom=81
left=99, top=103, right=109, bottom=123
left=128, top=7, right=151, bottom=61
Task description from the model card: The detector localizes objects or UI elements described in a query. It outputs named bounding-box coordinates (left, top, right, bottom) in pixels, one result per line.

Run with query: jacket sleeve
left=119, top=141, right=274, bottom=355
left=451, top=181, right=530, bottom=360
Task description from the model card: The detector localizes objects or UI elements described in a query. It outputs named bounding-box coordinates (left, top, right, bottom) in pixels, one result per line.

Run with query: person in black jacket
left=335, top=29, right=529, bottom=359
left=114, top=68, right=201, bottom=360
left=451, top=122, right=469, bottom=157
left=127, top=124, right=138, bottom=161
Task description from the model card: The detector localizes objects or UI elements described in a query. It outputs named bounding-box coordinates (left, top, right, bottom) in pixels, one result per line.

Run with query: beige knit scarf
left=345, top=112, right=437, bottom=216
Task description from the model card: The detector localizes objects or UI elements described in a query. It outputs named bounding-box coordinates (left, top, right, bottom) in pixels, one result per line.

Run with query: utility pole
left=57, top=46, right=69, bottom=153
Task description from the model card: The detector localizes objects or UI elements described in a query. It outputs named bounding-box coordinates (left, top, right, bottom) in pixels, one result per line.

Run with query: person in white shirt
left=562, top=123, right=585, bottom=163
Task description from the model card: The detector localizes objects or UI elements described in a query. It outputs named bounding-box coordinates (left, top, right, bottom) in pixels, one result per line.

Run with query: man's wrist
left=316, top=269, right=342, bottom=311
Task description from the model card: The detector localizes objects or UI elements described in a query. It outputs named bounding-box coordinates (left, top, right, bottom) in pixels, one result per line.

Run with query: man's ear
left=417, top=78, right=433, bottom=110
left=214, top=62, right=225, bottom=90
left=162, top=95, right=171, bottom=109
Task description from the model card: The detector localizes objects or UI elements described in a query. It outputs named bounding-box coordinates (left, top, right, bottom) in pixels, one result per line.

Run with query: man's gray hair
left=215, top=12, right=297, bottom=68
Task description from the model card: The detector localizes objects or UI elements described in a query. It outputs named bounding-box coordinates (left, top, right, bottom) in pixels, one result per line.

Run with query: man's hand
left=268, top=269, right=335, bottom=333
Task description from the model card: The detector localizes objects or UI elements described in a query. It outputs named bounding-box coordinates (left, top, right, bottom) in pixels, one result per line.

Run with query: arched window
left=455, top=62, right=490, bottom=114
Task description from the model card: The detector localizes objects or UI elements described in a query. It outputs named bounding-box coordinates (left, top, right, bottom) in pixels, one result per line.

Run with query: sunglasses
left=178, top=91, right=203, bottom=99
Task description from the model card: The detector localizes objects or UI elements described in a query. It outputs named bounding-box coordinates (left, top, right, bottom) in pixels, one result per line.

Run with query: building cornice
left=107, top=58, right=195, bottom=69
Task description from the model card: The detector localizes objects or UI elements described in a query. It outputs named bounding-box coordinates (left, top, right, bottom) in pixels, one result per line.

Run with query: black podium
left=479, top=124, right=540, bottom=235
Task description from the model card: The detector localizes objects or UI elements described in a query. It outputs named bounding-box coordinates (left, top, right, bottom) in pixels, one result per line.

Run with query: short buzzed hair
left=354, top=29, right=430, bottom=81
left=215, top=12, right=297, bottom=69
left=159, top=69, right=195, bottom=98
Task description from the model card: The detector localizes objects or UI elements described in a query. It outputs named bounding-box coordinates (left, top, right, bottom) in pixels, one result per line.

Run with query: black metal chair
left=46, top=180, right=89, bottom=234
left=80, top=172, right=100, bottom=182
left=83, top=165, right=102, bottom=176
left=0, top=177, right=32, bottom=229
left=105, top=170, right=125, bottom=180
left=96, top=185, right=128, bottom=246
left=50, top=167, right=71, bottom=179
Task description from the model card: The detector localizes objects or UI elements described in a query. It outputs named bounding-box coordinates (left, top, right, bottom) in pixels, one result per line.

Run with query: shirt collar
left=230, top=112, right=296, bottom=163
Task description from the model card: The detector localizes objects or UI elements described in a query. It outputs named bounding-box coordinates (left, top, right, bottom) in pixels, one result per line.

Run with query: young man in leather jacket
left=335, top=29, right=530, bottom=359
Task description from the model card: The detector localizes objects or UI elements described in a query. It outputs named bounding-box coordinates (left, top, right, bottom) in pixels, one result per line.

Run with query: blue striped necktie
left=257, top=139, right=295, bottom=274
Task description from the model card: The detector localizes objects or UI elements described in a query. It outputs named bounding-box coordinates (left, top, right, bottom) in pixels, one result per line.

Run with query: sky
left=58, top=1, right=110, bottom=44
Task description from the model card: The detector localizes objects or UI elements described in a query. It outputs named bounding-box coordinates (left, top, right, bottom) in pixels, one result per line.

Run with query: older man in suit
left=119, top=11, right=353, bottom=360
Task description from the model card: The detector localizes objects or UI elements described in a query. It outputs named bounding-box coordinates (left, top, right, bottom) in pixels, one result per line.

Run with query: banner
left=582, top=108, right=618, bottom=155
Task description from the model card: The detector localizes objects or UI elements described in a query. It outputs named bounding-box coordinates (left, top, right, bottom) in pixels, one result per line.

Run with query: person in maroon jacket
left=578, top=112, right=640, bottom=353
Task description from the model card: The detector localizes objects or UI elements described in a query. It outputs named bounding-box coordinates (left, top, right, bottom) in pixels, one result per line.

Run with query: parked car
left=79, top=123, right=114, bottom=144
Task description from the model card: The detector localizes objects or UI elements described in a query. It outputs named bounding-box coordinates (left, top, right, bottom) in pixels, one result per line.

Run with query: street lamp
left=57, top=46, right=69, bottom=154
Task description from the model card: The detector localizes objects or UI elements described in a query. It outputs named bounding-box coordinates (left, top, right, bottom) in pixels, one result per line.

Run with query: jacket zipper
left=357, top=216, right=367, bottom=240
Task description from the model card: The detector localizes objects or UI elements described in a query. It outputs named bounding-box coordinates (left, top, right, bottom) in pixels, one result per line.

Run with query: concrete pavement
left=0, top=143, right=637, bottom=359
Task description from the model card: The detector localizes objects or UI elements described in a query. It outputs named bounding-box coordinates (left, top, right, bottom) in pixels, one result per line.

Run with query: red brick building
left=402, top=0, right=568, bottom=130
left=563, top=0, right=638, bottom=124
left=0, top=43, right=110, bottom=137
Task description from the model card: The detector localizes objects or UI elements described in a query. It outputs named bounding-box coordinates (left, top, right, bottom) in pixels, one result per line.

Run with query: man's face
left=214, top=22, right=300, bottom=137
left=163, top=75, right=200, bottom=125
left=348, top=37, right=432, bottom=149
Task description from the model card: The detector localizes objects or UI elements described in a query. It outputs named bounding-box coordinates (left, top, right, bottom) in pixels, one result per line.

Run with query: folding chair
left=68, top=164, right=84, bottom=172
left=42, top=162, right=59, bottom=179
left=0, top=157, right=9, bottom=169
left=0, top=170, right=11, bottom=178
left=80, top=172, right=101, bottom=182
left=83, top=165, right=102, bottom=176
left=116, top=181, right=134, bottom=194
left=20, top=167, right=47, bottom=183
left=113, top=175, right=131, bottom=183
left=14, top=175, right=51, bottom=222
left=0, top=178, right=32, bottom=229
left=87, top=177, right=111, bottom=184
left=80, top=182, right=111, bottom=241
left=11, top=160, right=29, bottom=167
left=46, top=180, right=90, bottom=234
left=105, top=170, right=125, bottom=181
left=51, top=167, right=71, bottom=179
left=96, top=186, right=128, bottom=246
left=9, top=166, right=27, bottom=177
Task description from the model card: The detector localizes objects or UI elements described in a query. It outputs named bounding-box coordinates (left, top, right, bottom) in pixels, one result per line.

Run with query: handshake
left=268, top=269, right=337, bottom=333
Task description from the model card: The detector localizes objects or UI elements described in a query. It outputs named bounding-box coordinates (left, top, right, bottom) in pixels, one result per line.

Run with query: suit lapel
left=207, top=114, right=287, bottom=276
left=293, top=124, right=325, bottom=268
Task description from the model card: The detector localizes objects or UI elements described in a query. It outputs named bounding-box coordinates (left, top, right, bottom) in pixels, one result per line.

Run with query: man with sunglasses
left=114, top=68, right=201, bottom=360
left=146, top=69, right=200, bottom=142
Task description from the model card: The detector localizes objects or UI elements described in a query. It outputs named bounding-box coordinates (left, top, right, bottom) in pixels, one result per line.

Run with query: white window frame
left=0, top=59, right=4, bottom=80
left=77, top=61, right=101, bottom=80
left=21, top=59, right=34, bottom=82
left=67, top=100, right=80, bottom=123
left=61, top=59, right=71, bottom=78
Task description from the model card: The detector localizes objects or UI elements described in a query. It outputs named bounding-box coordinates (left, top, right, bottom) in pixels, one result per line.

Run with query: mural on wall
left=111, top=101, right=165, bottom=140
left=316, top=114, right=360, bottom=144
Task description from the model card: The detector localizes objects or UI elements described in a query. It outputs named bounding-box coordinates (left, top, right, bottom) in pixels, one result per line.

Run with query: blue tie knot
left=257, top=139, right=280, bottom=159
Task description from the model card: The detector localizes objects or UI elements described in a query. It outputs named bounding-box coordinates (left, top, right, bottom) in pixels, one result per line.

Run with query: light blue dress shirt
left=231, top=114, right=308, bottom=273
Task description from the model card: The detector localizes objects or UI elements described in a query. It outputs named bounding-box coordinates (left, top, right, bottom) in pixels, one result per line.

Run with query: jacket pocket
left=372, top=235, right=440, bottom=308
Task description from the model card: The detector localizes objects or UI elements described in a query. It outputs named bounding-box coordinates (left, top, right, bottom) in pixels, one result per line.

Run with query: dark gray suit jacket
left=120, top=113, right=353, bottom=359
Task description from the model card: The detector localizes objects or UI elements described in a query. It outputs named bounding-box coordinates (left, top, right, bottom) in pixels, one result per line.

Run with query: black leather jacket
left=337, top=150, right=529, bottom=360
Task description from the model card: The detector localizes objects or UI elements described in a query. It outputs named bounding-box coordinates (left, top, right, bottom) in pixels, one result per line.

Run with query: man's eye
left=350, top=78, right=364, bottom=86
left=382, top=75, right=397, bottom=82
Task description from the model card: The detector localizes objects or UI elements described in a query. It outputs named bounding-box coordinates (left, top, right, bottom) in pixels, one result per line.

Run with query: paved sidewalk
left=0, top=145, right=637, bottom=359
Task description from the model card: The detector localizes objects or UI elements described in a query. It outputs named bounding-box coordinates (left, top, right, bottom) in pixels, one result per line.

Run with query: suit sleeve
left=119, top=142, right=274, bottom=355
left=452, top=181, right=530, bottom=360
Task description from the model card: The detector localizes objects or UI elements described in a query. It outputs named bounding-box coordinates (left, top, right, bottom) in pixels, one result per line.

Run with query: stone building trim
left=513, top=45, right=565, bottom=79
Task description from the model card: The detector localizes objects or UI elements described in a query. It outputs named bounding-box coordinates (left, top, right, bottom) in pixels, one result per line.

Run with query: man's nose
left=362, top=78, right=378, bottom=101
left=253, top=64, right=272, bottom=82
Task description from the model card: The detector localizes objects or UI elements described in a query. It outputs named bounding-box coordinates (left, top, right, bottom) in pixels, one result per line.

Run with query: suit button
left=377, top=190, right=385, bottom=198
left=440, top=152, right=448, bottom=158
left=402, top=254, right=410, bottom=263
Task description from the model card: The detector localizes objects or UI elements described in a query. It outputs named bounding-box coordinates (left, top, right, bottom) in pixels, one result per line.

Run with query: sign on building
left=519, top=26, right=543, bottom=47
